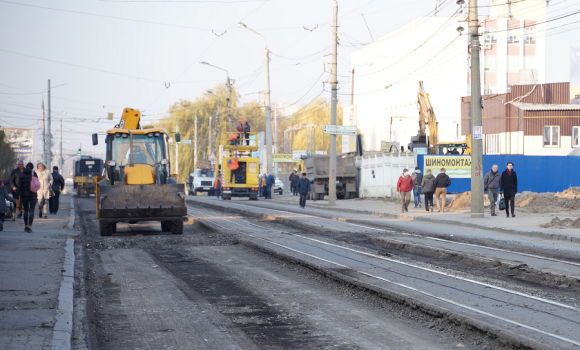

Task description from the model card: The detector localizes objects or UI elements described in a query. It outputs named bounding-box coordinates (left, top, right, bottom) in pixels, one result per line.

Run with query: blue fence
left=417, top=155, right=580, bottom=193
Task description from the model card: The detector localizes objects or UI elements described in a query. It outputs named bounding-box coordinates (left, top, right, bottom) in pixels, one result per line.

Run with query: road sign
left=473, top=126, right=483, bottom=140
left=209, top=154, right=217, bottom=162
left=181, top=139, right=192, bottom=144
left=323, top=125, right=357, bottom=136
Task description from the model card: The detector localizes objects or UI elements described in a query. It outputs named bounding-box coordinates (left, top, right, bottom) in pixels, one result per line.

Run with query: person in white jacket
left=36, top=163, right=53, bottom=219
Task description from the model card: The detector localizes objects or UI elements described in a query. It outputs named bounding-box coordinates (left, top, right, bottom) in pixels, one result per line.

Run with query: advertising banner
left=571, top=47, right=580, bottom=104
left=272, top=153, right=300, bottom=163
left=423, top=156, right=471, bottom=178
left=1, top=128, right=34, bottom=159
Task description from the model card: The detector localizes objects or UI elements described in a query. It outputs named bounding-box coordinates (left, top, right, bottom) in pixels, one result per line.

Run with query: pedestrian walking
left=483, top=164, right=502, bottom=217
left=296, top=172, right=311, bottom=208
left=434, top=168, right=451, bottom=212
left=411, top=166, right=423, bottom=208
left=265, top=171, right=275, bottom=199
left=36, top=163, right=52, bottom=219
left=15, top=163, right=39, bottom=233
left=0, top=179, right=17, bottom=231
left=9, top=161, right=24, bottom=218
left=289, top=171, right=296, bottom=195
left=49, top=166, right=65, bottom=214
left=396, top=168, right=413, bottom=213
left=421, top=169, right=436, bottom=212
left=292, top=170, right=299, bottom=196
left=243, top=119, right=251, bottom=145
left=500, top=162, right=518, bottom=218
left=228, top=156, right=239, bottom=184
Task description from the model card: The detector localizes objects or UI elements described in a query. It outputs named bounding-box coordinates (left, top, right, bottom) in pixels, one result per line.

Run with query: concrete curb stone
left=50, top=237, right=75, bottom=349
left=276, top=199, right=580, bottom=243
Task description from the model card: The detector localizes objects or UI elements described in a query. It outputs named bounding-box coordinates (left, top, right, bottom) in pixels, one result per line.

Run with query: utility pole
left=274, top=108, right=278, bottom=154
left=328, top=0, right=339, bottom=206
left=227, top=77, right=232, bottom=130
left=208, top=116, right=212, bottom=159
left=469, top=0, right=484, bottom=218
left=350, top=69, right=355, bottom=106
left=59, top=119, right=64, bottom=171
left=41, top=99, right=46, bottom=165
left=175, top=122, right=179, bottom=176
left=214, top=100, right=219, bottom=154
left=264, top=47, right=273, bottom=175
left=194, top=109, right=198, bottom=168
left=47, top=79, right=52, bottom=169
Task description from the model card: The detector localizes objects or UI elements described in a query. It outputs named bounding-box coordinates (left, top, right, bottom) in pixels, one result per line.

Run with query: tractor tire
left=161, top=221, right=170, bottom=232
left=170, top=220, right=183, bottom=235
left=99, top=221, right=114, bottom=236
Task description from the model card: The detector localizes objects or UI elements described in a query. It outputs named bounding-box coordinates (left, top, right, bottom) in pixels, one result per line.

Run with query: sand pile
left=554, top=187, right=580, bottom=199
left=540, top=217, right=580, bottom=229
left=448, top=191, right=472, bottom=209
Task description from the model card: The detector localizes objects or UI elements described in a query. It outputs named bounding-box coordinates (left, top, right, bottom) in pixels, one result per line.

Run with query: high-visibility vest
left=228, top=158, right=239, bottom=170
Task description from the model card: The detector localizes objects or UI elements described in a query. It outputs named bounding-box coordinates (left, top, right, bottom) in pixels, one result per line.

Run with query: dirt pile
left=540, top=217, right=580, bottom=229
left=516, top=189, right=580, bottom=213
left=448, top=192, right=472, bottom=209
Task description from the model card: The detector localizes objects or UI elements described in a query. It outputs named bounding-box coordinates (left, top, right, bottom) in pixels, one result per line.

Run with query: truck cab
left=190, top=168, right=215, bottom=196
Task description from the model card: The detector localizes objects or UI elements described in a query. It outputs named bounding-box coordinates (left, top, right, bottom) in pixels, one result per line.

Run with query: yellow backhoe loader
left=92, top=108, right=187, bottom=236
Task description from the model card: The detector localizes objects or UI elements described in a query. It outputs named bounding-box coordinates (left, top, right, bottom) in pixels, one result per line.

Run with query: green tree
left=0, top=128, right=17, bottom=181
left=289, top=97, right=343, bottom=153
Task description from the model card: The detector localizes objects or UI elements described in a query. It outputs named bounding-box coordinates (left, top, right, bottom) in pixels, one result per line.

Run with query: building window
left=507, top=55, right=521, bottom=73
left=484, top=55, right=497, bottom=72
left=484, top=83, right=496, bottom=95
left=544, top=126, right=560, bottom=147
left=484, top=27, right=497, bottom=44
left=486, top=134, right=501, bottom=154
left=573, top=126, right=580, bottom=147
left=524, top=27, right=536, bottom=45
left=508, top=28, right=520, bottom=44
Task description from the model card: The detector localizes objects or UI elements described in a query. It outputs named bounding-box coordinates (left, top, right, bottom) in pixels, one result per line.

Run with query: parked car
left=274, top=178, right=284, bottom=195
left=65, top=177, right=74, bottom=185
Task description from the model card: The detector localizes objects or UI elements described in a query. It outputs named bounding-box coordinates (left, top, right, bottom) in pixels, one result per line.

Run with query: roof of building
left=512, top=103, right=580, bottom=111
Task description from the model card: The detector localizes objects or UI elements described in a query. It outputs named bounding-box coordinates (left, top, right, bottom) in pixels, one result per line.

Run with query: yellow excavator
left=411, top=81, right=471, bottom=155
left=91, top=108, right=187, bottom=236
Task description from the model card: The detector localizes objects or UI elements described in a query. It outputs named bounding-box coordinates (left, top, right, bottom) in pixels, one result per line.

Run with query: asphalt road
left=73, top=195, right=580, bottom=350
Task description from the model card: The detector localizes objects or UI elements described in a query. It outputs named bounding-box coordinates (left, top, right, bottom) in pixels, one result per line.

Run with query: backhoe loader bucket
left=97, top=183, right=187, bottom=222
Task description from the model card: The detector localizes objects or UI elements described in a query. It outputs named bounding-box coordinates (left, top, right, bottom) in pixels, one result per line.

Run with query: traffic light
left=175, top=132, right=181, bottom=144
left=78, top=149, right=81, bottom=156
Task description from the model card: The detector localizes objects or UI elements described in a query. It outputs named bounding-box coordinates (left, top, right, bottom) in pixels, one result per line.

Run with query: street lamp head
left=199, top=60, right=209, bottom=65
left=237, top=22, right=247, bottom=29
left=205, top=90, right=213, bottom=94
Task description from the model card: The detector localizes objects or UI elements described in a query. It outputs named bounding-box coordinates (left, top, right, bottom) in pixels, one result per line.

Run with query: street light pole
left=199, top=61, right=232, bottom=130
left=175, top=122, right=179, bottom=176
left=238, top=22, right=273, bottom=175
left=469, top=0, right=484, bottom=218
left=194, top=109, right=198, bottom=168
left=328, top=0, right=339, bottom=206
left=47, top=79, right=52, bottom=169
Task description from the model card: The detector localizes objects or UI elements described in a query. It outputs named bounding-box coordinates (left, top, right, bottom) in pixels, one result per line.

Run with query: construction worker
left=228, top=134, right=239, bottom=146
left=236, top=119, right=244, bottom=144
left=261, top=173, right=267, bottom=197
left=243, top=119, right=251, bottom=145
left=228, top=156, right=239, bottom=183
left=214, top=172, right=222, bottom=198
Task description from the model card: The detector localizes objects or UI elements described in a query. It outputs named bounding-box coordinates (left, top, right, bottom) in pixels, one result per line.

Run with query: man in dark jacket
left=412, top=167, right=423, bottom=209
left=500, top=162, right=518, bottom=218
left=289, top=171, right=296, bottom=195
left=434, top=168, right=451, bottom=212
left=49, top=166, right=65, bottom=214
left=483, top=164, right=501, bottom=216
left=296, top=172, right=311, bottom=208
left=292, top=171, right=300, bottom=196
left=265, top=171, right=275, bottom=199
left=9, top=161, right=24, bottom=218
left=420, top=169, right=436, bottom=212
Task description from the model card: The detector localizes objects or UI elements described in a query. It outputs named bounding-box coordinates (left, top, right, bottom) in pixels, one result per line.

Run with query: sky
left=1, top=0, right=579, bottom=167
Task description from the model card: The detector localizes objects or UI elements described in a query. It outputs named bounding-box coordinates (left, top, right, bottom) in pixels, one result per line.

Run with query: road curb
left=239, top=236, right=556, bottom=350
left=68, top=196, right=75, bottom=230
left=297, top=201, right=580, bottom=243
left=50, top=238, right=75, bottom=350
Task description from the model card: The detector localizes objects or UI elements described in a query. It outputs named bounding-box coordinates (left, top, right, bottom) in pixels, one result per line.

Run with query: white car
left=65, top=177, right=74, bottom=185
left=274, top=178, right=284, bottom=195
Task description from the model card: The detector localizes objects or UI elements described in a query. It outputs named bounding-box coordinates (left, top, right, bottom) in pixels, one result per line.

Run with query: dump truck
left=304, top=155, right=357, bottom=200
left=91, top=108, right=187, bottom=236
left=217, top=131, right=260, bottom=200
left=74, top=156, right=103, bottom=196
